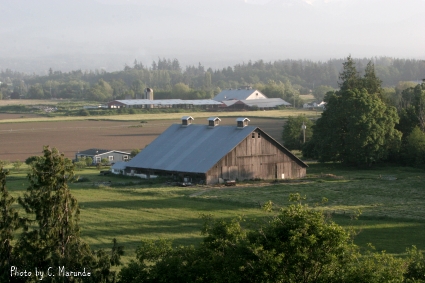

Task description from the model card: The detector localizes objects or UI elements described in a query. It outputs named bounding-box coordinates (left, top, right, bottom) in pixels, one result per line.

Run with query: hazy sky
left=1, top=0, right=424, bottom=73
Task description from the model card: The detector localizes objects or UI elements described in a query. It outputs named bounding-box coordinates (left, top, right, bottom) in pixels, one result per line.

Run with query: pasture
left=5, top=163, right=425, bottom=265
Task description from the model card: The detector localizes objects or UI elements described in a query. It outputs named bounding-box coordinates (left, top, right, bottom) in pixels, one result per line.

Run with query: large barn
left=124, top=117, right=307, bottom=184
left=213, top=87, right=268, bottom=102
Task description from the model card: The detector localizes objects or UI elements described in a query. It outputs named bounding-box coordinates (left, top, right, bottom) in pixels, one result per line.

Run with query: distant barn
left=125, top=117, right=307, bottom=184
left=213, top=87, right=268, bottom=101
left=213, top=87, right=291, bottom=109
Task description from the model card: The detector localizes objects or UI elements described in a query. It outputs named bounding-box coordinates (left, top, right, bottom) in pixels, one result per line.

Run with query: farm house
left=75, top=149, right=131, bottom=165
left=124, top=116, right=307, bottom=184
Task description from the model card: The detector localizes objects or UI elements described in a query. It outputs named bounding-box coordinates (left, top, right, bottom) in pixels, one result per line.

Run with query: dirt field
left=0, top=113, right=41, bottom=120
left=0, top=116, right=285, bottom=161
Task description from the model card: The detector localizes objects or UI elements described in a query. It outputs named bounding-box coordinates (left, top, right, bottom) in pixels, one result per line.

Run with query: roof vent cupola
left=236, top=117, right=250, bottom=128
left=208, top=117, right=221, bottom=128
left=181, top=116, right=194, bottom=127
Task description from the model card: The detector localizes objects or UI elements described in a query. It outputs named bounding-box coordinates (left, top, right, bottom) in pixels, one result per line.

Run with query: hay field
left=0, top=99, right=63, bottom=106
left=0, top=109, right=320, bottom=124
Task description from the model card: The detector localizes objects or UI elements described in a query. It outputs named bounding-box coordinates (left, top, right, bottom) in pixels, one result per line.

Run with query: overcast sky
left=1, top=0, right=424, bottom=74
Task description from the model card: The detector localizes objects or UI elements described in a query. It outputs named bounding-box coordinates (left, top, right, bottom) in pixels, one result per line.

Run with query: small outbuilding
left=110, top=161, right=127, bottom=174
left=125, top=117, right=307, bottom=184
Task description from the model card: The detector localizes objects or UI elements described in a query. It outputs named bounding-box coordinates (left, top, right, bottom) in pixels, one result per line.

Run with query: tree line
left=1, top=57, right=424, bottom=104
left=282, top=56, right=425, bottom=168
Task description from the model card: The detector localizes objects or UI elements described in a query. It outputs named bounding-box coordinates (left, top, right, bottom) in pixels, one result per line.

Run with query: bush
left=76, top=176, right=90, bottom=182
left=74, top=160, right=86, bottom=170
left=0, top=160, right=10, bottom=167
left=120, top=194, right=408, bottom=282
left=404, top=126, right=425, bottom=167
left=79, top=109, right=90, bottom=116
left=25, top=156, right=43, bottom=165
left=12, top=161, right=23, bottom=171
left=282, top=114, right=313, bottom=150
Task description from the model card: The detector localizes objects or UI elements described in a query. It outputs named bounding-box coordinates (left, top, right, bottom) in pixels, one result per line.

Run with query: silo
left=145, top=88, right=153, bottom=100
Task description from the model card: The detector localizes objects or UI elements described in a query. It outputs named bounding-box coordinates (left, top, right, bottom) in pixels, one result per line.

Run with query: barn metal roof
left=241, top=98, right=291, bottom=107
left=77, top=149, right=111, bottom=155
left=125, top=121, right=308, bottom=174
left=76, top=149, right=130, bottom=156
left=111, top=161, right=127, bottom=170
left=189, top=100, right=222, bottom=105
left=110, top=99, right=222, bottom=106
left=125, top=123, right=257, bottom=174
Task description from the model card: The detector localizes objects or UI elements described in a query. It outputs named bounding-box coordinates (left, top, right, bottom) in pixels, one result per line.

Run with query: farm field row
left=0, top=115, right=289, bottom=161
left=6, top=163, right=425, bottom=264
left=0, top=109, right=320, bottom=123
left=0, top=99, right=63, bottom=106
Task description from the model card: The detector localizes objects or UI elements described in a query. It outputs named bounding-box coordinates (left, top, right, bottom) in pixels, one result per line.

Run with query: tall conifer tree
left=0, top=167, right=26, bottom=282
left=16, top=146, right=123, bottom=282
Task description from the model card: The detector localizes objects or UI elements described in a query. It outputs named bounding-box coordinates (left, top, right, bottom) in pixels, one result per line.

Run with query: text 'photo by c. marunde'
left=11, top=266, right=91, bottom=281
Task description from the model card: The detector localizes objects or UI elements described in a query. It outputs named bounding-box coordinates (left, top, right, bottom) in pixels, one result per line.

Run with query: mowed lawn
left=5, top=163, right=425, bottom=264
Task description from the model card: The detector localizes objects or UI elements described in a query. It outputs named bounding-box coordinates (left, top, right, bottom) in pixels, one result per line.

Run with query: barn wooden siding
left=206, top=129, right=306, bottom=184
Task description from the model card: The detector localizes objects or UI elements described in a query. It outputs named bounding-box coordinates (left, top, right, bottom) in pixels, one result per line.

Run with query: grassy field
left=0, top=99, right=64, bottom=106
left=0, top=109, right=320, bottom=124
left=299, top=94, right=315, bottom=101
left=5, top=162, right=425, bottom=264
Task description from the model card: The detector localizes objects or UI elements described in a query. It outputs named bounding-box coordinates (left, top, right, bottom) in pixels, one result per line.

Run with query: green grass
left=7, top=168, right=266, bottom=263
left=194, top=163, right=425, bottom=254
left=5, top=163, right=425, bottom=264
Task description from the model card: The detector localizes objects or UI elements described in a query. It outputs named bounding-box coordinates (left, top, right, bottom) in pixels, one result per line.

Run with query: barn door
left=275, top=164, right=278, bottom=179
left=275, top=163, right=285, bottom=179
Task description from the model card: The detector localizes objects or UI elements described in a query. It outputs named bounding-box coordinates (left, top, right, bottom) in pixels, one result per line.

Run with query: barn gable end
left=205, top=128, right=306, bottom=184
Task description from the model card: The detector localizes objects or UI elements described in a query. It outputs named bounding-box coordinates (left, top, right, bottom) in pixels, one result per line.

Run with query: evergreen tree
left=363, top=61, right=382, bottom=95
left=15, top=146, right=122, bottom=282
left=338, top=55, right=361, bottom=92
left=16, top=147, right=87, bottom=277
left=304, top=57, right=401, bottom=166
left=0, top=167, right=26, bottom=283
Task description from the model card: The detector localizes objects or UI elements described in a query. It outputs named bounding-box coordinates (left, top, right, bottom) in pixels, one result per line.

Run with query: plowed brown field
left=0, top=116, right=285, bottom=161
